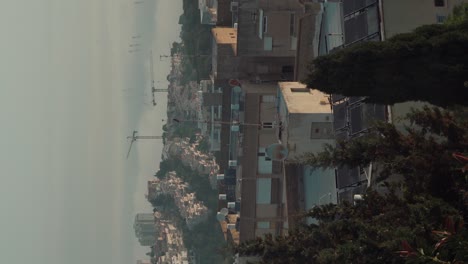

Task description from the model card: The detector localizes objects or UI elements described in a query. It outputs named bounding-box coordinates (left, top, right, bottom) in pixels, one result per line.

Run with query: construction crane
left=126, top=130, right=163, bottom=159
left=149, top=51, right=168, bottom=106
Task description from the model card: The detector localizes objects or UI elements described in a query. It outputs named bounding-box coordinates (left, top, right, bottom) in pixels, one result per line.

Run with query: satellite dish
left=266, top=143, right=289, bottom=161
left=220, top=208, right=229, bottom=216
left=216, top=212, right=226, bottom=221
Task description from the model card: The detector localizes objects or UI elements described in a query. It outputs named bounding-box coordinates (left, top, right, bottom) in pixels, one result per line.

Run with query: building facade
left=277, top=82, right=337, bottom=226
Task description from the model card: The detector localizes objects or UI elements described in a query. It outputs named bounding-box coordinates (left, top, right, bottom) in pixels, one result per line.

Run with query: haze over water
left=0, top=1, right=181, bottom=263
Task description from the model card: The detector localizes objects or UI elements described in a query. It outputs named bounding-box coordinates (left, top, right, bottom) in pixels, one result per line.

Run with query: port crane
left=126, top=130, right=163, bottom=159
left=149, top=51, right=168, bottom=106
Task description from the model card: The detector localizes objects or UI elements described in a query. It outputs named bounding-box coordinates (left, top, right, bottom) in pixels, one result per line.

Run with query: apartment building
left=276, top=82, right=337, bottom=226
left=223, top=82, right=285, bottom=242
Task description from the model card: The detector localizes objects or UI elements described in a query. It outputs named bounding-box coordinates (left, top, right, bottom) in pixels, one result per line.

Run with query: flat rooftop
left=211, top=27, right=237, bottom=54
left=279, top=82, right=331, bottom=114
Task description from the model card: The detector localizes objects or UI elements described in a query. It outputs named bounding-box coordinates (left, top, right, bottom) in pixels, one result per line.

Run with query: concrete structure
left=230, top=82, right=286, bottom=242
left=133, top=213, right=157, bottom=246
left=212, top=27, right=295, bottom=82
left=236, top=0, right=304, bottom=57
left=199, top=0, right=217, bottom=25
left=277, top=82, right=337, bottom=226
left=198, top=79, right=223, bottom=151
left=294, top=2, right=322, bottom=80
left=277, top=82, right=333, bottom=158
left=199, top=0, right=233, bottom=26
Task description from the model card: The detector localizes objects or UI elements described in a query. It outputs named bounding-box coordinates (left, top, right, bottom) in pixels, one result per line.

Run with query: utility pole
left=126, top=131, right=163, bottom=159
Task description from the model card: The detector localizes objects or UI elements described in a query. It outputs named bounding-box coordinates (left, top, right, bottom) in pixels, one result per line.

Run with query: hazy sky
left=0, top=1, right=181, bottom=263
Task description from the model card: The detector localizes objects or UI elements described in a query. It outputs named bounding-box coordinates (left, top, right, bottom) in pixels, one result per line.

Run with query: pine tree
left=304, top=21, right=468, bottom=107
left=236, top=107, right=468, bottom=264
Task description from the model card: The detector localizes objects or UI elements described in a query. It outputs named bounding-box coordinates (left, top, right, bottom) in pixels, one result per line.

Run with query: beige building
left=277, top=82, right=334, bottom=158
left=277, top=82, right=337, bottom=227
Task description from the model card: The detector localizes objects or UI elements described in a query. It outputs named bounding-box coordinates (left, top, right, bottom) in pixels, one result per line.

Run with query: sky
left=0, top=0, right=182, bottom=263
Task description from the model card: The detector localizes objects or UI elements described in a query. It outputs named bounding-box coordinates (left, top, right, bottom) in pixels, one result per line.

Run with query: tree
left=446, top=3, right=468, bottom=26
left=302, top=107, right=467, bottom=214
left=236, top=107, right=468, bottom=263
left=237, top=189, right=466, bottom=264
left=304, top=20, right=468, bottom=107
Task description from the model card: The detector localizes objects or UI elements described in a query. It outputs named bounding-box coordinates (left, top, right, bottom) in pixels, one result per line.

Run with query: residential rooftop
left=279, top=82, right=331, bottom=114
left=211, top=27, right=237, bottom=55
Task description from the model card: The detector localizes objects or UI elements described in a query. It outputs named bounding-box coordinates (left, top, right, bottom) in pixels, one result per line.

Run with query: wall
left=382, top=0, right=468, bottom=38
left=237, top=0, right=304, bottom=57
left=287, top=113, right=334, bottom=159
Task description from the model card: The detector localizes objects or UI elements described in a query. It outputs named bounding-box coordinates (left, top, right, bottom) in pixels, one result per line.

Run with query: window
left=258, top=9, right=265, bottom=39
left=264, top=37, right=273, bottom=51
left=258, top=148, right=273, bottom=174
left=256, top=178, right=272, bottom=204
left=282, top=65, right=294, bottom=73
left=290, top=13, right=296, bottom=36
left=310, top=122, right=333, bottom=139
left=257, top=222, right=270, bottom=229
left=262, top=122, right=273, bottom=128
left=263, top=16, right=268, bottom=34
left=290, top=88, right=309, bottom=93
left=261, top=95, right=276, bottom=103
left=436, top=15, right=447, bottom=23
left=434, top=0, right=445, bottom=7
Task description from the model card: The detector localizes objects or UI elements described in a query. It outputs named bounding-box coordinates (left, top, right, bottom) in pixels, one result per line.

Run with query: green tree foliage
left=196, top=137, right=210, bottom=154
left=155, top=158, right=218, bottom=209
left=151, top=163, right=225, bottom=264
left=446, top=3, right=468, bottom=26
left=237, top=107, right=468, bottom=263
left=303, top=107, right=467, bottom=213
left=237, top=190, right=467, bottom=264
left=304, top=21, right=468, bottom=106
left=177, top=0, right=212, bottom=84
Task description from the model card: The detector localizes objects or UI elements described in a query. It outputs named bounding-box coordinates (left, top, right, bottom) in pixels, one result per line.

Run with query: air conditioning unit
left=227, top=202, right=236, bottom=209
left=217, top=174, right=225, bottom=180
left=228, top=160, right=237, bottom=167
left=230, top=2, right=239, bottom=12
left=227, top=224, right=236, bottom=230
left=219, top=194, right=227, bottom=200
